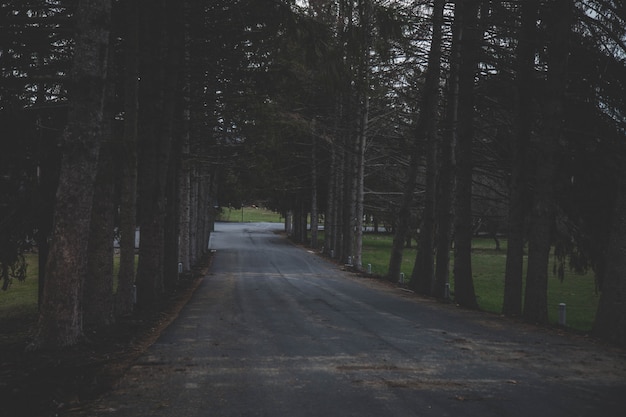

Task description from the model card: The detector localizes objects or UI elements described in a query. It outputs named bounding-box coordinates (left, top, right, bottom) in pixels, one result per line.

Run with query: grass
left=217, top=206, right=283, bottom=223
left=0, top=254, right=40, bottom=345
left=0, top=253, right=132, bottom=345
left=359, top=233, right=599, bottom=332
left=0, top=228, right=599, bottom=344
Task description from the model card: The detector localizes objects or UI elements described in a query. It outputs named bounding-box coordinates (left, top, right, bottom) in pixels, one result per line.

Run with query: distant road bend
left=72, top=222, right=626, bottom=417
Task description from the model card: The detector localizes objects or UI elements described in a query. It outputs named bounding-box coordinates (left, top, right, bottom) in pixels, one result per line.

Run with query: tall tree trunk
left=177, top=1, right=193, bottom=272
left=164, top=123, right=181, bottom=290
left=388, top=0, right=444, bottom=285
left=342, top=127, right=356, bottom=264
left=310, top=133, right=319, bottom=249
left=354, top=95, right=367, bottom=269
left=335, top=127, right=346, bottom=261
left=352, top=0, right=371, bottom=271
left=178, top=119, right=191, bottom=271
left=324, top=142, right=337, bottom=257
left=136, top=0, right=181, bottom=308
left=434, top=0, right=458, bottom=300
left=411, top=117, right=437, bottom=295
left=452, top=0, right=481, bottom=310
left=84, top=137, right=115, bottom=328
left=523, top=0, right=571, bottom=324
left=411, top=0, right=446, bottom=294
left=116, top=0, right=139, bottom=317
left=387, top=161, right=416, bottom=282
left=84, top=74, right=116, bottom=327
left=593, top=162, right=626, bottom=347
left=503, top=0, right=538, bottom=317
left=30, top=0, right=111, bottom=349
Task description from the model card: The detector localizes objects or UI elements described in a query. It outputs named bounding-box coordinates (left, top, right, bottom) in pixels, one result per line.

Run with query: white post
left=558, top=303, right=567, bottom=326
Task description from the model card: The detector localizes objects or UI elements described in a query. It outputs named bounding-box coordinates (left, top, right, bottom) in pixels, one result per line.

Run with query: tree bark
left=324, top=141, right=337, bottom=257
left=388, top=0, right=444, bottom=285
left=136, top=0, right=182, bottom=308
left=452, top=0, right=481, bottom=310
left=352, top=0, right=371, bottom=271
left=178, top=120, right=191, bottom=271
left=523, top=0, right=571, bottom=324
left=503, top=0, right=538, bottom=317
left=30, top=0, right=111, bottom=349
left=116, top=0, right=139, bottom=317
left=434, top=0, right=458, bottom=300
left=310, top=133, right=319, bottom=249
left=593, top=162, right=626, bottom=347
left=84, top=87, right=115, bottom=328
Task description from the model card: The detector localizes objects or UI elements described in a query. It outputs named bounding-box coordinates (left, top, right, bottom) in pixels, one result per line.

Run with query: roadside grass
left=359, top=233, right=599, bottom=332
left=0, top=254, right=130, bottom=345
left=217, top=206, right=283, bottom=223
left=0, top=254, right=39, bottom=345
left=0, top=229, right=599, bottom=346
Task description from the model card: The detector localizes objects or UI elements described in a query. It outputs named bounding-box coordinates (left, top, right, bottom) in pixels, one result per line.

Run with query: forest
left=0, top=0, right=625, bottom=349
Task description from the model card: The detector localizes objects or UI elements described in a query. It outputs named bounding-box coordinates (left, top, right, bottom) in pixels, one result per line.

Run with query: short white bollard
left=558, top=303, right=567, bottom=326
left=367, top=264, right=372, bottom=274
left=178, top=262, right=183, bottom=274
left=347, top=256, right=353, bottom=266
left=399, top=272, right=405, bottom=284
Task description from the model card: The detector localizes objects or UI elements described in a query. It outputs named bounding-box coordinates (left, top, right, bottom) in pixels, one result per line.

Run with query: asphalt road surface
left=73, top=222, right=626, bottom=417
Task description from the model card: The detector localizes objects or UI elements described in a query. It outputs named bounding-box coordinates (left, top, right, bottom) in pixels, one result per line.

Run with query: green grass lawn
left=217, top=206, right=283, bottom=223
left=0, top=254, right=40, bottom=345
left=359, top=233, right=599, bottom=332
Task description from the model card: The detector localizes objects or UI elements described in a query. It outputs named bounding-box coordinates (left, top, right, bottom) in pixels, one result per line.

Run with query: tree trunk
left=352, top=0, right=371, bottom=271
left=593, top=162, right=626, bottom=347
left=310, top=133, right=319, bottom=249
left=116, top=0, right=139, bottom=317
left=84, top=86, right=116, bottom=328
left=503, top=0, right=538, bottom=317
left=324, top=142, right=337, bottom=257
left=342, top=129, right=356, bottom=264
left=136, top=0, right=182, bottom=308
left=136, top=2, right=166, bottom=308
left=30, top=0, right=111, bottom=349
left=434, top=0, right=458, bottom=300
left=452, top=0, right=481, bottom=310
left=164, top=125, right=181, bottom=290
left=354, top=100, right=367, bottom=269
left=411, top=0, right=446, bottom=295
left=523, top=0, right=571, bottom=324
left=177, top=122, right=191, bottom=271
left=388, top=0, right=444, bottom=285
left=177, top=10, right=192, bottom=271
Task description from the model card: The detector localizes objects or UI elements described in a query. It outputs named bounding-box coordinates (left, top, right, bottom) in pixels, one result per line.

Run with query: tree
left=83, top=86, right=116, bottom=327
left=116, top=0, right=139, bottom=316
left=451, top=0, right=482, bottom=309
left=30, top=0, right=112, bottom=349
left=593, top=158, right=626, bottom=347
left=433, top=0, right=459, bottom=300
left=135, top=0, right=183, bottom=308
left=388, top=0, right=445, bottom=286
left=523, top=0, right=572, bottom=324
left=503, top=0, right=538, bottom=318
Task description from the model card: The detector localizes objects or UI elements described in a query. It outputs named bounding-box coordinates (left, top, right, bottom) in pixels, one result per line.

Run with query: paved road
left=74, top=222, right=626, bottom=416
